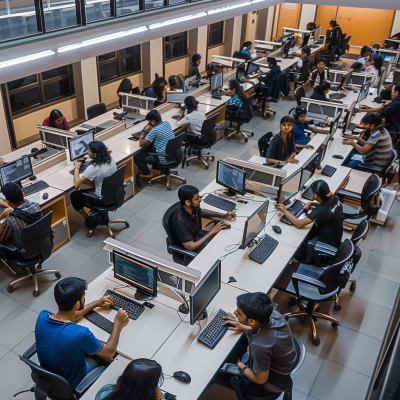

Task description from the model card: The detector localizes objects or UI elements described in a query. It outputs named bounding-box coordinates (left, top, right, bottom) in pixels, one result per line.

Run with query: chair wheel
left=182, top=180, right=186, bottom=184
left=55, top=272, right=61, bottom=279
left=125, top=222, right=130, bottom=227
left=148, top=182, right=152, bottom=186
left=331, top=322, right=339, bottom=328
left=289, top=297, right=297, bottom=307
left=167, top=186, right=171, bottom=191
left=7, top=285, right=13, bottom=293
left=33, top=290, right=40, bottom=297
left=244, top=138, right=248, bottom=142
left=350, top=283, right=356, bottom=291
left=205, top=165, right=209, bottom=170
left=87, top=232, right=93, bottom=238
left=334, top=304, right=341, bottom=311
left=313, top=337, right=320, bottom=346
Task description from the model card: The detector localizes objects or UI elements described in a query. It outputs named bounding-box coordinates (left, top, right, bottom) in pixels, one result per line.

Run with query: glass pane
left=99, top=52, right=116, bottom=62
left=145, top=0, right=164, bottom=11
left=7, top=75, right=37, bottom=91
left=99, top=62, right=118, bottom=81
left=120, top=55, right=140, bottom=74
left=116, top=0, right=140, bottom=16
left=85, top=0, right=111, bottom=23
left=44, top=78, right=72, bottom=101
left=169, top=0, right=187, bottom=4
left=42, top=66, right=69, bottom=80
left=44, top=0, right=77, bottom=31
left=119, top=45, right=139, bottom=56
left=0, top=0, right=39, bottom=42
left=171, top=41, right=186, bottom=58
left=9, top=87, right=41, bottom=113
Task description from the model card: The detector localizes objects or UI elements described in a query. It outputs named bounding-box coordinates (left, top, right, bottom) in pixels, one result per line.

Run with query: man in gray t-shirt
left=223, top=292, right=296, bottom=396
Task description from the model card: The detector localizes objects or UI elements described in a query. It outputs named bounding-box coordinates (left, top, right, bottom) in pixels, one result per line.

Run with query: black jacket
left=258, top=66, right=290, bottom=98
left=378, top=95, right=400, bottom=134
left=329, top=25, right=342, bottom=49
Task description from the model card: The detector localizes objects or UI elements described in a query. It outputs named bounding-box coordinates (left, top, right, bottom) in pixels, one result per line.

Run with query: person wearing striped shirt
left=137, top=110, right=175, bottom=178
left=342, top=113, right=393, bottom=169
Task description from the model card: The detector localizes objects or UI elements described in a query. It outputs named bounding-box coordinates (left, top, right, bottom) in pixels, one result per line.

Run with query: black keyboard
left=249, top=234, right=279, bottom=264
left=172, top=115, right=180, bottom=120
left=197, top=309, right=229, bottom=349
left=348, top=123, right=356, bottom=131
left=69, top=163, right=89, bottom=175
left=104, top=289, right=145, bottom=320
left=302, top=186, right=313, bottom=200
left=22, top=181, right=50, bottom=196
left=84, top=310, right=114, bottom=334
left=131, top=131, right=142, bottom=140
left=280, top=200, right=306, bottom=225
left=330, top=93, right=346, bottom=100
left=203, top=194, right=236, bottom=212
left=321, top=164, right=337, bottom=177
left=309, top=44, right=319, bottom=49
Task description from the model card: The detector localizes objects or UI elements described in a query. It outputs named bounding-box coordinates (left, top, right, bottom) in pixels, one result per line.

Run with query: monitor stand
left=212, top=90, right=223, bottom=100
left=134, top=289, right=155, bottom=301
left=223, top=188, right=237, bottom=197
left=197, top=309, right=208, bottom=322
left=179, top=303, right=189, bottom=314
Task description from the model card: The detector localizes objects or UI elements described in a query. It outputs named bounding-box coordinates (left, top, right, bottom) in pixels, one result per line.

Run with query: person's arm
left=342, top=140, right=373, bottom=155
left=343, top=135, right=366, bottom=145
left=287, top=152, right=299, bottom=163
left=73, top=160, right=92, bottom=189
left=0, top=206, right=13, bottom=220
left=309, top=126, right=329, bottom=134
left=139, top=125, right=153, bottom=147
left=275, top=204, right=312, bottom=228
left=183, top=222, right=228, bottom=252
left=75, top=295, right=115, bottom=320
left=201, top=210, right=236, bottom=219
left=236, top=360, right=270, bottom=385
left=176, top=110, right=188, bottom=124
left=296, top=144, right=314, bottom=149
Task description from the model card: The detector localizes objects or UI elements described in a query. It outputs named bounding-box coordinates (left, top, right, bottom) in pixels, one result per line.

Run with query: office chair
left=168, top=75, right=183, bottom=89
left=254, top=85, right=279, bottom=119
left=86, top=103, right=107, bottom=119
left=356, top=149, right=397, bottom=184
left=233, top=51, right=250, bottom=61
left=294, top=86, right=305, bottom=106
left=275, top=239, right=354, bottom=346
left=132, top=86, right=141, bottom=95
left=82, top=165, right=130, bottom=238
left=1, top=212, right=60, bottom=297
left=288, top=61, right=313, bottom=92
left=258, top=132, right=273, bottom=157
left=327, top=46, right=344, bottom=70
left=148, top=133, right=186, bottom=190
left=184, top=113, right=218, bottom=170
left=225, top=94, right=255, bottom=142
left=17, top=343, right=105, bottom=400
left=162, top=202, right=198, bottom=266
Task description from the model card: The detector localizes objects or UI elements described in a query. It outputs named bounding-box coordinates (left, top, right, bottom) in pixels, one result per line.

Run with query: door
left=276, top=3, right=301, bottom=38
left=315, top=5, right=338, bottom=37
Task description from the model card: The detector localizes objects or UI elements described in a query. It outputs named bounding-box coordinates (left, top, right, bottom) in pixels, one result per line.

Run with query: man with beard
left=173, top=185, right=236, bottom=253
left=35, top=277, right=129, bottom=390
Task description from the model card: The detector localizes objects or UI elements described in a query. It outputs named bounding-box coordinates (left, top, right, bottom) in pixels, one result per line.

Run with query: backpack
left=258, top=132, right=273, bottom=157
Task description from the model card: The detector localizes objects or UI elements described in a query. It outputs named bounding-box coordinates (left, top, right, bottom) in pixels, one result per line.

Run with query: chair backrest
left=381, top=149, right=397, bottom=177
left=200, top=113, right=219, bottom=145
left=21, top=356, right=73, bottom=400
left=233, top=51, right=250, bottom=61
left=299, top=61, right=313, bottom=81
left=168, top=75, right=183, bottom=88
left=319, top=239, right=354, bottom=293
left=350, top=220, right=369, bottom=246
left=258, top=132, right=273, bottom=157
left=86, top=103, right=107, bottom=119
left=131, top=86, right=141, bottom=95
left=295, top=86, right=305, bottom=106
left=19, top=212, right=54, bottom=261
left=360, top=174, right=381, bottom=211
left=240, top=94, right=255, bottom=120
left=100, top=164, right=127, bottom=208
left=162, top=202, right=181, bottom=247
left=162, top=133, right=185, bottom=164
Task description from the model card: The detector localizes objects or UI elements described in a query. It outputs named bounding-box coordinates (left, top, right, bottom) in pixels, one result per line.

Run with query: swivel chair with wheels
left=17, top=343, right=105, bottom=400
left=162, top=202, right=198, bottom=266
left=148, top=133, right=186, bottom=190
left=258, top=132, right=273, bottom=157
left=274, top=239, right=354, bottom=346
left=225, top=94, right=255, bottom=142
left=356, top=149, right=397, bottom=184
left=294, top=86, right=306, bottom=106
left=86, top=103, right=107, bottom=119
left=184, top=113, right=218, bottom=169
left=254, top=86, right=278, bottom=119
left=82, top=165, right=130, bottom=238
left=1, top=211, right=60, bottom=297
left=288, top=61, right=313, bottom=91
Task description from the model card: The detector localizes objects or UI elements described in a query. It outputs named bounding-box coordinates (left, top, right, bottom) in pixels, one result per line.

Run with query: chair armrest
left=23, top=343, right=37, bottom=359
left=219, top=363, right=241, bottom=377
left=148, top=152, right=168, bottom=157
left=337, top=190, right=362, bottom=201
left=0, top=242, right=19, bottom=254
left=292, top=273, right=326, bottom=298
left=82, top=192, right=102, bottom=200
left=185, top=133, right=201, bottom=138
left=357, top=163, right=384, bottom=173
left=75, top=366, right=106, bottom=396
left=168, top=245, right=198, bottom=259
left=314, top=241, right=338, bottom=254
left=343, top=213, right=366, bottom=220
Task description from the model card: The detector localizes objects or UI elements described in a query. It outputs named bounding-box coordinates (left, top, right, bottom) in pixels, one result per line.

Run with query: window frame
left=208, top=21, right=224, bottom=48
left=164, top=31, right=188, bottom=62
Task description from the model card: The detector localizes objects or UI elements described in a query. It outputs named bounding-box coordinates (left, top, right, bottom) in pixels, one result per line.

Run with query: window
left=98, top=45, right=141, bottom=83
left=6, top=65, right=74, bottom=114
left=43, top=0, right=78, bottom=31
left=209, top=22, right=224, bottom=47
left=164, top=32, right=187, bottom=61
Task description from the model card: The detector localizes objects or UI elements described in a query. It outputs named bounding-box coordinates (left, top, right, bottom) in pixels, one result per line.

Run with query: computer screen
left=184, top=75, right=197, bottom=92
left=216, top=160, right=246, bottom=196
left=316, top=143, right=327, bottom=170
left=283, top=39, right=291, bottom=56
left=166, top=91, right=189, bottom=103
left=326, top=112, right=341, bottom=143
left=68, top=131, right=94, bottom=161
left=0, top=156, right=33, bottom=187
left=241, top=200, right=269, bottom=250
left=314, top=26, right=321, bottom=42
left=189, top=260, right=221, bottom=325
left=357, top=81, right=370, bottom=104
left=128, top=96, right=145, bottom=109
left=342, top=101, right=356, bottom=134
left=236, top=63, right=246, bottom=80
left=342, top=70, right=353, bottom=87
left=380, top=53, right=394, bottom=63
left=210, top=73, right=223, bottom=93
left=302, top=33, right=310, bottom=48
left=246, top=62, right=259, bottom=76
left=113, top=250, right=158, bottom=298
left=277, top=169, right=301, bottom=204
left=299, top=152, right=319, bottom=190
left=40, top=131, right=70, bottom=149
left=157, top=270, right=194, bottom=295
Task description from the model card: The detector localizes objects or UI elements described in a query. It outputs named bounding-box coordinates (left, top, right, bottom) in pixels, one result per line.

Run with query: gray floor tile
left=292, top=391, right=308, bottom=400
left=359, top=223, right=379, bottom=250
left=309, top=360, right=370, bottom=400
left=0, top=343, right=8, bottom=360
left=218, top=139, right=258, bottom=157
left=139, top=199, right=174, bottom=222
left=372, top=230, right=400, bottom=258
left=131, top=240, right=161, bottom=255
left=156, top=187, right=184, bottom=204
left=0, top=305, right=37, bottom=350
left=156, top=244, right=172, bottom=260
left=137, top=182, right=167, bottom=198
left=135, top=222, right=167, bottom=251
left=292, top=351, right=324, bottom=396
left=72, top=257, right=110, bottom=284
left=380, top=213, right=400, bottom=235
left=123, top=214, right=156, bottom=241
left=21, top=279, right=60, bottom=315
left=0, top=261, right=17, bottom=290
left=12, top=331, right=35, bottom=357
left=0, top=291, right=21, bottom=322
left=120, top=192, right=154, bottom=213
left=109, top=207, right=134, bottom=222
left=363, top=250, right=400, bottom=282
left=70, top=230, right=112, bottom=257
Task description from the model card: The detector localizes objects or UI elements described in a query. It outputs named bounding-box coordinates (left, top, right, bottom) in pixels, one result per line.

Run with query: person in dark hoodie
left=0, top=182, right=42, bottom=247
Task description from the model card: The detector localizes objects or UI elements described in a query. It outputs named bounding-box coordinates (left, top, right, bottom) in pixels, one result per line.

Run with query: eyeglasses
left=158, top=373, right=164, bottom=388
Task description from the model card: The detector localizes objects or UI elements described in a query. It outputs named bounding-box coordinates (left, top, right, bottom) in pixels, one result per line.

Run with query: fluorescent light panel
left=149, top=12, right=207, bottom=29
left=208, top=2, right=251, bottom=15
left=0, top=50, right=55, bottom=69
left=252, top=0, right=267, bottom=3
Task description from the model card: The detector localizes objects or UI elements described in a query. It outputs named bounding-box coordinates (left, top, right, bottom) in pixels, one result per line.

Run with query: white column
left=0, top=93, right=12, bottom=156
left=81, top=57, right=100, bottom=119
left=298, top=4, right=317, bottom=30
left=150, top=38, right=164, bottom=79
left=231, top=15, right=242, bottom=56
left=266, top=6, right=275, bottom=41
left=197, top=25, right=208, bottom=62
left=391, top=11, right=400, bottom=36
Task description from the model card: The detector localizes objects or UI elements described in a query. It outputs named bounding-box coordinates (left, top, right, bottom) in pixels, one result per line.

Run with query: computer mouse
left=173, top=371, right=191, bottom=383
left=222, top=223, right=231, bottom=230
left=332, top=154, right=344, bottom=159
left=272, top=225, right=282, bottom=234
left=42, top=193, right=49, bottom=200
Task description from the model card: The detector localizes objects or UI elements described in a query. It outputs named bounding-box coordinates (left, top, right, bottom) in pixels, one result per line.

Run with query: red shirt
left=42, top=116, right=70, bottom=131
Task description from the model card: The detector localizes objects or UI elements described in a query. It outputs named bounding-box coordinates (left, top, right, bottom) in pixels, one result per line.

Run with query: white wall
left=197, top=25, right=208, bottom=65
left=150, top=38, right=164, bottom=79
left=391, top=11, right=400, bottom=36
left=299, top=4, right=317, bottom=30
left=0, top=94, right=11, bottom=156
left=266, top=6, right=275, bottom=41
left=81, top=57, right=100, bottom=118
left=232, top=16, right=242, bottom=56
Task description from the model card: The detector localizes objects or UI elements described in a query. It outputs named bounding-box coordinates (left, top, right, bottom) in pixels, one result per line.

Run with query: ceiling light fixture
left=208, top=2, right=251, bottom=15
left=0, top=50, right=55, bottom=69
left=149, top=12, right=207, bottom=29
left=252, top=0, right=267, bottom=3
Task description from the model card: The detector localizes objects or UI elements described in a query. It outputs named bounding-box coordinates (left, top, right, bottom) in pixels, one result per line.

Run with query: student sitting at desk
left=116, top=78, right=135, bottom=108
left=43, top=109, right=70, bottom=131
left=35, top=277, right=129, bottom=391
left=342, top=113, right=393, bottom=169
left=276, top=180, right=343, bottom=262
left=221, top=292, right=296, bottom=398
left=240, top=41, right=253, bottom=59
left=206, top=63, right=216, bottom=78
left=0, top=183, right=42, bottom=248
left=188, top=53, right=202, bottom=79
left=222, top=79, right=248, bottom=110
left=357, top=46, right=372, bottom=71
left=310, top=81, right=333, bottom=102
left=173, top=185, right=235, bottom=253
left=142, top=76, right=167, bottom=101
left=95, top=358, right=175, bottom=400
left=176, top=95, right=206, bottom=137
left=365, top=54, right=383, bottom=88
left=310, top=58, right=330, bottom=87
left=306, top=22, right=317, bottom=31
left=290, top=46, right=312, bottom=75
left=136, top=110, right=175, bottom=179
left=351, top=61, right=363, bottom=73
left=265, top=116, right=299, bottom=165
left=70, top=141, right=117, bottom=225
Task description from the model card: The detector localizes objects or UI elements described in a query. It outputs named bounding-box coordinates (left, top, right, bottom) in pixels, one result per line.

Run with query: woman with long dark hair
left=142, top=76, right=167, bottom=101
left=240, top=41, right=253, bottom=59
left=117, top=78, right=132, bottom=107
left=176, top=95, right=206, bottom=136
left=310, top=80, right=331, bottom=102
left=43, top=109, right=70, bottom=131
left=188, top=53, right=202, bottom=79
left=366, top=54, right=384, bottom=88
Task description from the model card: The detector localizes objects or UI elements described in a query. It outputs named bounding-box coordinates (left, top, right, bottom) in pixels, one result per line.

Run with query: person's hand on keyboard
left=74, top=159, right=84, bottom=170
left=224, top=211, right=237, bottom=220
left=222, top=312, right=252, bottom=332
left=95, top=295, right=115, bottom=309
left=114, top=308, right=129, bottom=330
left=342, top=139, right=354, bottom=146
left=275, top=203, right=288, bottom=213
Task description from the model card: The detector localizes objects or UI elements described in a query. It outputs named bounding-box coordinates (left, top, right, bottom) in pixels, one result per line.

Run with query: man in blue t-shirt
left=35, top=277, right=129, bottom=391
left=136, top=109, right=175, bottom=178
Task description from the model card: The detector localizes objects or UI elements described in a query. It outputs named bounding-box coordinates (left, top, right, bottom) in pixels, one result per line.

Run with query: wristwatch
left=240, top=365, right=248, bottom=375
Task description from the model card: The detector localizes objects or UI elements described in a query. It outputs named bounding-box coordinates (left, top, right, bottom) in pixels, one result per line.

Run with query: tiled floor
left=2, top=95, right=399, bottom=400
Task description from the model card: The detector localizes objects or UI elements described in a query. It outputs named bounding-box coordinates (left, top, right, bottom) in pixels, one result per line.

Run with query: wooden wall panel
left=276, top=3, right=301, bottom=38
left=315, top=6, right=338, bottom=37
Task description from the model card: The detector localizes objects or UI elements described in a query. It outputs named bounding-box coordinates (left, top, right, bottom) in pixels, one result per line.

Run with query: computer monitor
left=246, top=62, right=259, bottom=76
left=184, top=75, right=198, bottom=92
left=324, top=112, right=341, bottom=144
left=0, top=156, right=33, bottom=188
left=39, top=130, right=70, bottom=150
left=128, top=96, right=145, bottom=109
left=240, top=200, right=269, bottom=250
left=299, top=152, right=319, bottom=190
left=277, top=169, right=301, bottom=204
left=68, top=131, right=94, bottom=162
left=210, top=72, right=223, bottom=93
left=301, top=33, right=310, bottom=48
left=342, top=70, right=353, bottom=88
left=236, top=62, right=246, bottom=80
left=189, top=260, right=221, bottom=325
left=314, top=26, right=321, bottom=42
left=216, top=160, right=246, bottom=196
left=316, top=143, right=327, bottom=170
left=166, top=91, right=189, bottom=103
left=357, top=81, right=370, bottom=104
left=342, top=101, right=356, bottom=134
left=113, top=249, right=158, bottom=300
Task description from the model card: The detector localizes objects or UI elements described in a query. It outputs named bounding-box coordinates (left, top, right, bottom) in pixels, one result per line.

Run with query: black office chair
left=258, top=132, right=273, bottom=157
left=86, top=103, right=107, bottom=119
left=168, top=75, right=183, bottom=89
left=17, top=343, right=105, bottom=400
left=254, top=84, right=279, bottom=120
left=131, top=86, right=141, bottom=95
left=1, top=212, right=60, bottom=297
left=225, top=94, right=255, bottom=142
left=294, top=86, right=305, bottom=106
left=82, top=165, right=130, bottom=238
left=356, top=149, right=397, bottom=184
left=148, top=133, right=186, bottom=190
left=288, top=61, right=313, bottom=91
left=275, top=239, right=354, bottom=345
left=184, top=114, right=218, bottom=170
left=233, top=51, right=250, bottom=61
left=162, top=202, right=198, bottom=266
